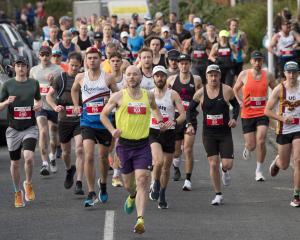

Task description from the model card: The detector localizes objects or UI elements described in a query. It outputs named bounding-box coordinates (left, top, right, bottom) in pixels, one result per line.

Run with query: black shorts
left=81, top=126, right=112, bottom=147
left=276, top=131, right=300, bottom=145
left=9, top=138, right=37, bottom=161
left=35, top=109, right=58, bottom=124
left=58, top=121, right=81, bottom=143
left=241, top=116, right=269, bottom=134
left=175, top=121, right=197, bottom=141
left=202, top=133, right=234, bottom=159
left=149, top=128, right=176, bottom=153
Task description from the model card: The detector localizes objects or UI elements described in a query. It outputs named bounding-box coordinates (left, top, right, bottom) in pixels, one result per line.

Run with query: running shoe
left=158, top=201, right=168, bottom=209
left=23, top=181, right=35, bottom=201
left=112, top=176, right=123, bottom=187
left=255, top=171, right=265, bottom=182
left=74, top=181, right=84, bottom=195
left=242, top=147, right=251, bottom=160
left=40, top=164, right=50, bottom=176
left=97, top=178, right=108, bottom=203
left=222, top=170, right=231, bottom=186
left=173, top=165, right=181, bottom=181
left=182, top=179, right=192, bottom=191
left=64, top=165, right=76, bottom=189
left=124, top=195, right=135, bottom=214
left=84, top=192, right=98, bottom=207
left=15, top=190, right=25, bottom=208
left=149, top=184, right=159, bottom=201
left=270, top=155, right=280, bottom=177
left=56, top=146, right=62, bottom=158
left=134, top=217, right=145, bottom=234
left=290, top=197, right=300, bottom=207
left=49, top=160, right=57, bottom=173
left=211, top=195, right=224, bottom=206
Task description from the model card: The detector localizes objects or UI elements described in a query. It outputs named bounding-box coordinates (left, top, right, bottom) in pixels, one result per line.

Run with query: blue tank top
left=59, top=42, right=76, bottom=62
left=163, top=38, right=174, bottom=51
left=230, top=31, right=243, bottom=63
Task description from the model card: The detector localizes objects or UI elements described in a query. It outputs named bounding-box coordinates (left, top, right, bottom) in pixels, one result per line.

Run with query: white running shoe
left=182, top=179, right=192, bottom=191
left=49, top=153, right=57, bottom=173
left=255, top=171, right=265, bottom=182
left=211, top=195, right=224, bottom=206
left=222, top=170, right=231, bottom=186
left=242, top=147, right=251, bottom=160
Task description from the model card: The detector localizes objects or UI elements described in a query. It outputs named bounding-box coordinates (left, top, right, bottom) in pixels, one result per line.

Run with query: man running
left=101, top=65, right=164, bottom=234
left=71, top=47, right=118, bottom=207
left=265, top=61, right=300, bottom=207
left=149, top=65, right=185, bottom=209
left=167, top=53, right=202, bottom=190
left=233, top=50, right=275, bottom=181
left=186, top=64, right=240, bottom=205
left=46, top=52, right=85, bottom=195
left=0, top=57, right=42, bottom=207
left=139, top=47, right=155, bottom=90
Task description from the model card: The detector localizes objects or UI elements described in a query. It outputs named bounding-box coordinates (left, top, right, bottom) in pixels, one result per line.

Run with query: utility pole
left=298, top=0, right=300, bottom=16
left=169, top=0, right=179, bottom=16
left=267, top=0, right=274, bottom=74
left=230, top=0, right=236, bottom=7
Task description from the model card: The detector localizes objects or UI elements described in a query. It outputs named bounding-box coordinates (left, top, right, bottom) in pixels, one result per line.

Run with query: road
left=0, top=119, right=298, bottom=240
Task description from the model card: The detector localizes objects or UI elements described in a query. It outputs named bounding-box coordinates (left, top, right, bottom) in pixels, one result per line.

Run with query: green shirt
left=0, top=78, right=41, bottom=130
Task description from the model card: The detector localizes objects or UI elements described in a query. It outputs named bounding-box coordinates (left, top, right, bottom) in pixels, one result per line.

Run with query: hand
left=238, top=100, right=243, bottom=108
left=186, top=125, right=195, bottom=135
left=158, top=121, right=167, bottom=132
left=73, top=106, right=81, bottom=116
left=164, top=120, right=176, bottom=129
left=54, top=105, right=64, bottom=113
left=6, top=96, right=16, bottom=105
left=228, top=119, right=237, bottom=128
left=112, top=128, right=121, bottom=138
left=33, top=101, right=42, bottom=112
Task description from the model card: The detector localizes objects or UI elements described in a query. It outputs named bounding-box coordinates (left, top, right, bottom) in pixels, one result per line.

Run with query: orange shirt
left=241, top=69, right=268, bottom=119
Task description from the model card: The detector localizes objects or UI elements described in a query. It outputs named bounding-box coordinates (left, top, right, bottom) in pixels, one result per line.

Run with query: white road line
left=103, top=210, right=115, bottom=240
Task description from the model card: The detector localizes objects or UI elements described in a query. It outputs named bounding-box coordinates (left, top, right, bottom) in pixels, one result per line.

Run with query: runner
left=145, top=36, right=167, bottom=68
left=29, top=46, right=62, bottom=176
left=233, top=50, right=275, bottom=181
left=265, top=61, right=300, bottom=207
left=186, top=64, right=240, bottom=205
left=139, top=47, right=155, bottom=90
left=128, top=23, right=144, bottom=61
left=101, top=65, right=165, bottom=234
left=46, top=52, right=85, bottom=195
left=72, top=22, right=92, bottom=52
left=71, top=46, right=118, bottom=207
left=166, top=49, right=180, bottom=76
left=167, top=53, right=202, bottom=189
left=0, top=57, right=42, bottom=207
left=149, top=65, right=185, bottom=209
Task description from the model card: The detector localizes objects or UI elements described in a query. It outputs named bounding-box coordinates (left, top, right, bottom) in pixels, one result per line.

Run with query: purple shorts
left=116, top=141, right=152, bottom=174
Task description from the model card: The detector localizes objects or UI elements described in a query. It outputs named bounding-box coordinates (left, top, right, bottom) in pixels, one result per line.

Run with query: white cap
left=146, top=20, right=154, bottom=25
left=161, top=25, right=170, bottom=33
left=206, top=64, right=221, bottom=74
left=193, top=17, right=202, bottom=24
left=120, top=31, right=129, bottom=38
left=155, top=12, right=163, bottom=19
left=153, top=65, right=168, bottom=76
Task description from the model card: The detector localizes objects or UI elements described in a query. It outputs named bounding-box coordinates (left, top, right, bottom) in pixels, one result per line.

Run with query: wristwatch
left=185, top=122, right=192, bottom=128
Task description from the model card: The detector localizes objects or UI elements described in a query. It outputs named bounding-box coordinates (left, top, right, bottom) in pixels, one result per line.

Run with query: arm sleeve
left=229, top=97, right=240, bottom=120
left=186, top=99, right=200, bottom=124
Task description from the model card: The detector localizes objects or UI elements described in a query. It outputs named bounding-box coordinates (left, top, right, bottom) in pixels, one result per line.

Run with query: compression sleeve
left=186, top=99, right=200, bottom=124
left=229, top=97, right=240, bottom=120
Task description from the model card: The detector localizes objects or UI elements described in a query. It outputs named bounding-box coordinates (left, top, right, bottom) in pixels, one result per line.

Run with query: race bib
left=66, top=106, right=82, bottom=117
left=206, top=114, right=223, bottom=126
left=250, top=97, right=266, bottom=108
left=132, top=52, right=138, bottom=59
left=14, top=106, right=32, bottom=120
left=127, top=102, right=147, bottom=115
left=86, top=102, right=104, bottom=115
left=182, top=101, right=190, bottom=111
left=218, top=48, right=231, bottom=56
left=151, top=114, right=169, bottom=125
left=40, top=84, right=50, bottom=96
left=292, top=118, right=300, bottom=124
left=193, top=50, right=205, bottom=59
left=280, top=49, right=294, bottom=57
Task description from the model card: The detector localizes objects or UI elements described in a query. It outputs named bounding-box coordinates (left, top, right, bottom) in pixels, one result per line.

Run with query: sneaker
left=23, top=181, right=35, bottom=201
left=211, top=194, right=224, bottom=206
left=158, top=201, right=168, bottom=209
left=149, top=184, right=159, bottom=201
left=74, top=181, right=84, bottom=195
left=242, top=147, right=251, bottom=160
left=124, top=195, right=135, bottom=214
left=134, top=217, right=145, bottom=234
left=112, top=176, right=123, bottom=187
left=97, top=178, right=108, bottom=203
left=255, top=171, right=265, bottom=182
left=15, top=190, right=25, bottom=208
left=173, top=166, right=181, bottom=181
left=270, top=155, right=280, bottom=177
left=182, top=179, right=192, bottom=191
left=222, top=170, right=231, bottom=186
left=290, top=197, right=300, bottom=207
left=64, top=165, right=76, bottom=189
left=56, top=146, right=62, bottom=158
left=40, top=164, right=50, bottom=176
left=84, top=192, right=98, bottom=207
left=49, top=160, right=57, bottom=173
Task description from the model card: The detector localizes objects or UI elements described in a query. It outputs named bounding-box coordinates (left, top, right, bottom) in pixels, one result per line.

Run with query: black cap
left=14, top=56, right=28, bottom=66
left=94, top=32, right=103, bottom=39
left=111, top=14, right=118, bottom=18
left=251, top=50, right=264, bottom=59
left=178, top=53, right=191, bottom=62
left=132, top=13, right=139, bottom=19
left=167, top=49, right=180, bottom=60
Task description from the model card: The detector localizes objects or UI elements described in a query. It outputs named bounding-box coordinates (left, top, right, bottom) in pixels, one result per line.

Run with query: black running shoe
left=158, top=201, right=168, bottom=209
left=56, top=146, right=62, bottom=158
left=64, top=165, right=76, bottom=189
left=173, top=166, right=181, bottom=181
left=74, top=181, right=84, bottom=195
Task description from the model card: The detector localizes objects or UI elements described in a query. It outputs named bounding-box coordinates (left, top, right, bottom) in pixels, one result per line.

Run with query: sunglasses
left=40, top=53, right=50, bottom=57
left=52, top=54, right=61, bottom=57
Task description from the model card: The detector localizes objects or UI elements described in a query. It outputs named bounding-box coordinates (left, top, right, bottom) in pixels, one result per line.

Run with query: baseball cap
left=153, top=65, right=168, bottom=76
left=86, top=46, right=101, bottom=56
left=178, top=53, right=191, bottom=62
left=167, top=49, right=180, bottom=60
left=155, top=12, right=163, bottom=19
left=284, top=61, right=299, bottom=72
left=161, top=25, right=170, bottom=33
left=145, top=20, right=154, bottom=25
left=52, top=49, right=62, bottom=56
left=132, top=13, right=139, bottom=19
left=14, top=56, right=28, bottom=66
left=206, top=64, right=221, bottom=74
left=39, top=46, right=52, bottom=54
left=251, top=50, right=264, bottom=59
left=193, top=17, right=202, bottom=25
left=94, top=32, right=103, bottom=39
left=219, top=30, right=229, bottom=38
left=120, top=31, right=129, bottom=39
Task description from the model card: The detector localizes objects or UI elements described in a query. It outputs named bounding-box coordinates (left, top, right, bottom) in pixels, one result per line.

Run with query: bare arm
left=264, top=85, right=283, bottom=122
left=233, top=70, right=246, bottom=105
left=268, top=34, right=279, bottom=54
left=208, top=43, right=218, bottom=62
left=106, top=74, right=119, bottom=93
left=46, top=87, right=61, bottom=112
left=172, top=90, right=186, bottom=125
left=71, top=73, right=83, bottom=114
left=193, top=75, right=202, bottom=90
left=268, top=72, right=276, bottom=90
left=182, top=38, right=192, bottom=54
left=167, top=75, right=176, bottom=88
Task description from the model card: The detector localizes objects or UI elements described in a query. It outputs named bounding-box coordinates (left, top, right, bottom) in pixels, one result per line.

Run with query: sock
left=153, top=180, right=160, bottom=192
left=42, top=160, right=48, bottom=166
left=130, top=192, right=136, bottom=199
left=173, top=157, right=181, bottom=168
left=76, top=180, right=82, bottom=187
left=256, top=162, right=263, bottom=173
left=186, top=173, right=191, bottom=181
left=294, top=189, right=300, bottom=198
left=216, top=192, right=222, bottom=195
left=137, top=216, right=143, bottom=220
left=13, top=184, right=20, bottom=193
left=100, top=182, right=107, bottom=194
left=49, top=152, right=55, bottom=161
left=159, top=188, right=166, bottom=203
left=113, top=169, right=120, bottom=177
left=222, top=167, right=227, bottom=173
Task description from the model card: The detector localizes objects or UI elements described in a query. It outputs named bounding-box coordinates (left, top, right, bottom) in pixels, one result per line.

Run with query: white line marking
left=103, top=210, right=115, bottom=240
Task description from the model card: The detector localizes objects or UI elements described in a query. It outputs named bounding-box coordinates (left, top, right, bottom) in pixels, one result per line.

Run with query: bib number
left=14, top=106, right=32, bottom=120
